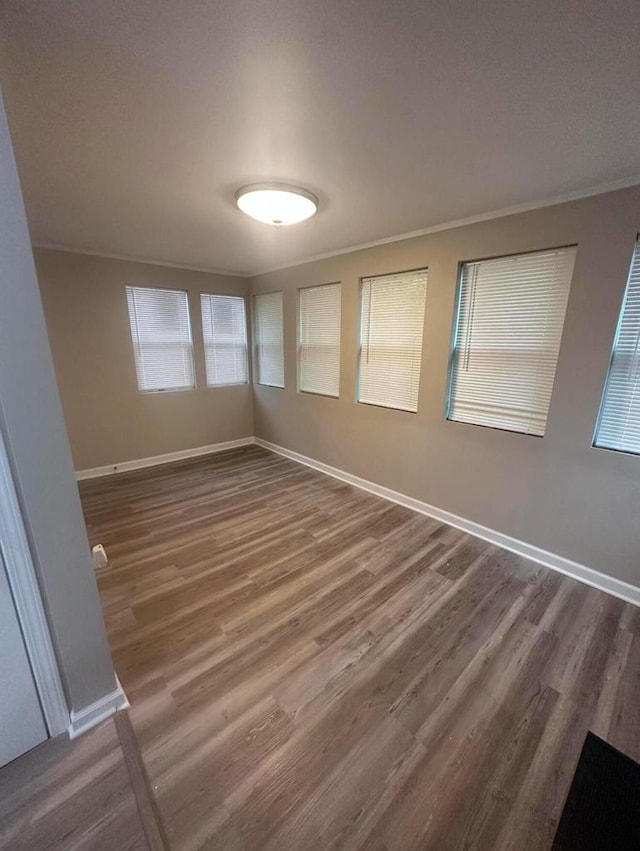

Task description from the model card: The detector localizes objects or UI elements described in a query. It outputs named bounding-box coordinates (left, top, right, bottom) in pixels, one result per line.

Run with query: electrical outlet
left=91, top=544, right=108, bottom=570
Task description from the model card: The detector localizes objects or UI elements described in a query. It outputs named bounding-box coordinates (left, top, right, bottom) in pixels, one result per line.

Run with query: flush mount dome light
left=235, top=183, right=318, bottom=226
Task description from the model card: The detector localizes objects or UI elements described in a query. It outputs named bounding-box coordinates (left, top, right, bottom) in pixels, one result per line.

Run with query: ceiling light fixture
left=235, top=183, right=318, bottom=226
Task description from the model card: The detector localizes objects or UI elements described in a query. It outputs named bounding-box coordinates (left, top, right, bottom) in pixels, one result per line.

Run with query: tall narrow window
left=200, top=294, right=248, bottom=386
left=254, top=291, right=284, bottom=387
left=594, top=238, right=640, bottom=454
left=358, top=269, right=428, bottom=412
left=299, top=283, right=341, bottom=397
left=447, top=246, right=575, bottom=436
left=126, top=285, right=194, bottom=392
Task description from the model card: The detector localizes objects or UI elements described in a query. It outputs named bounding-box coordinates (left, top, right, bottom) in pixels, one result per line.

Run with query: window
left=200, top=294, right=248, bottom=386
left=298, top=283, right=341, bottom=397
left=447, top=246, right=576, bottom=436
left=594, top=238, right=640, bottom=455
left=358, top=269, right=428, bottom=412
left=254, top=291, right=284, bottom=387
left=126, top=286, right=194, bottom=392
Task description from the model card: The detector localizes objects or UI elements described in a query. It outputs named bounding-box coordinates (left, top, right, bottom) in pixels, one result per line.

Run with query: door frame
left=0, top=427, right=69, bottom=737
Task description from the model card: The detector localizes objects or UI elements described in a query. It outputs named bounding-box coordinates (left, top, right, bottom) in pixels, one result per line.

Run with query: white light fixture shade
left=235, top=183, right=318, bottom=226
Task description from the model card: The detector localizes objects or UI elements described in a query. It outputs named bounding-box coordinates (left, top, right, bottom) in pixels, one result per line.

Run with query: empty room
left=1, top=2, right=640, bottom=850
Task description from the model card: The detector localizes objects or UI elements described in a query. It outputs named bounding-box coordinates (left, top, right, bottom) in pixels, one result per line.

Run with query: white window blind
left=126, top=285, right=194, bottom=392
left=299, top=283, right=341, bottom=397
left=595, top=238, right=640, bottom=454
left=254, top=291, right=284, bottom=387
left=200, top=294, right=248, bottom=386
left=447, top=247, right=576, bottom=436
left=358, top=269, right=428, bottom=412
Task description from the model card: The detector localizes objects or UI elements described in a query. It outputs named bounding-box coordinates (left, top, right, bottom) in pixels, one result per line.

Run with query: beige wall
left=251, top=186, right=640, bottom=587
left=36, top=249, right=254, bottom=471
left=34, top=189, right=640, bottom=589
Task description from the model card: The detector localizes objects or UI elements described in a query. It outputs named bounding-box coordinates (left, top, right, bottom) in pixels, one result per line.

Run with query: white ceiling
left=1, top=0, right=640, bottom=276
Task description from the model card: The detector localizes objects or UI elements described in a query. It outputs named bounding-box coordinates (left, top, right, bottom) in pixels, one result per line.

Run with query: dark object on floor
left=552, top=732, right=640, bottom=850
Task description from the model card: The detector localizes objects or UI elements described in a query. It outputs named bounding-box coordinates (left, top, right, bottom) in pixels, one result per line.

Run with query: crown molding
left=32, top=174, right=640, bottom=280
left=32, top=243, right=249, bottom=278
left=248, top=174, right=640, bottom=277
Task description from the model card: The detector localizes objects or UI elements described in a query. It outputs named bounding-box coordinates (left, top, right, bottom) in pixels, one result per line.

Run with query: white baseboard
left=255, top=437, right=640, bottom=608
left=68, top=675, right=129, bottom=739
left=74, top=434, right=640, bottom=606
left=76, top=437, right=255, bottom=480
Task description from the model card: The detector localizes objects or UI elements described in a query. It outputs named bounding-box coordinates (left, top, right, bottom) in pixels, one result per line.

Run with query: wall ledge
left=75, top=437, right=255, bottom=480
left=255, top=437, right=640, bottom=608
left=68, top=675, right=129, bottom=739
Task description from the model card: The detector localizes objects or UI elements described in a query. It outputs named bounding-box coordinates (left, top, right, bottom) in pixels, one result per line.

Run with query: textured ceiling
left=1, top=0, right=640, bottom=276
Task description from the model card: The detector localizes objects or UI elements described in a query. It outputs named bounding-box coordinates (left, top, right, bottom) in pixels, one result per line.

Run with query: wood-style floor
left=0, top=712, right=167, bottom=851
left=77, top=446, right=639, bottom=851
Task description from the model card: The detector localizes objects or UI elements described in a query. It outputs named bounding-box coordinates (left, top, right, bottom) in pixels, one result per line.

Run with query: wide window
left=447, top=247, right=575, bottom=436
left=298, top=283, right=341, bottom=397
left=594, top=237, right=640, bottom=455
left=200, top=294, right=248, bottom=386
left=254, top=291, right=284, bottom=387
left=358, top=269, right=428, bottom=412
left=125, top=285, right=195, bottom=392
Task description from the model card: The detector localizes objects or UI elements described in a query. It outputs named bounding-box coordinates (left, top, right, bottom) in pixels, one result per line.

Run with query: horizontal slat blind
left=358, top=269, right=428, bottom=412
left=200, top=294, right=248, bottom=386
left=447, top=247, right=575, bottom=436
left=126, top=285, right=194, bottom=392
left=299, top=283, right=341, bottom=397
left=254, top=291, right=284, bottom=387
left=595, top=238, right=640, bottom=454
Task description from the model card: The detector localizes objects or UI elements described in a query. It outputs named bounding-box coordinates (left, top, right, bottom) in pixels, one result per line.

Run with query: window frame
left=200, top=292, right=249, bottom=388
left=356, top=266, right=428, bottom=414
left=445, top=245, right=576, bottom=437
left=252, top=290, right=285, bottom=389
left=592, top=235, right=640, bottom=458
left=297, top=281, right=341, bottom=399
left=125, top=284, right=196, bottom=394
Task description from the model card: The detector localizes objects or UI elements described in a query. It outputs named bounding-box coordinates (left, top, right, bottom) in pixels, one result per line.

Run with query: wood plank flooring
left=0, top=714, right=163, bottom=851
left=77, top=445, right=640, bottom=851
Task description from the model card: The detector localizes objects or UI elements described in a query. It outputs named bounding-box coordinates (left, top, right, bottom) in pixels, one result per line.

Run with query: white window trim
left=253, top=291, right=285, bottom=389
left=297, top=282, right=341, bottom=399
left=445, top=245, right=576, bottom=437
left=593, top=236, right=640, bottom=457
left=200, top=292, right=250, bottom=388
left=126, top=285, right=196, bottom=394
left=357, top=267, right=428, bottom=413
